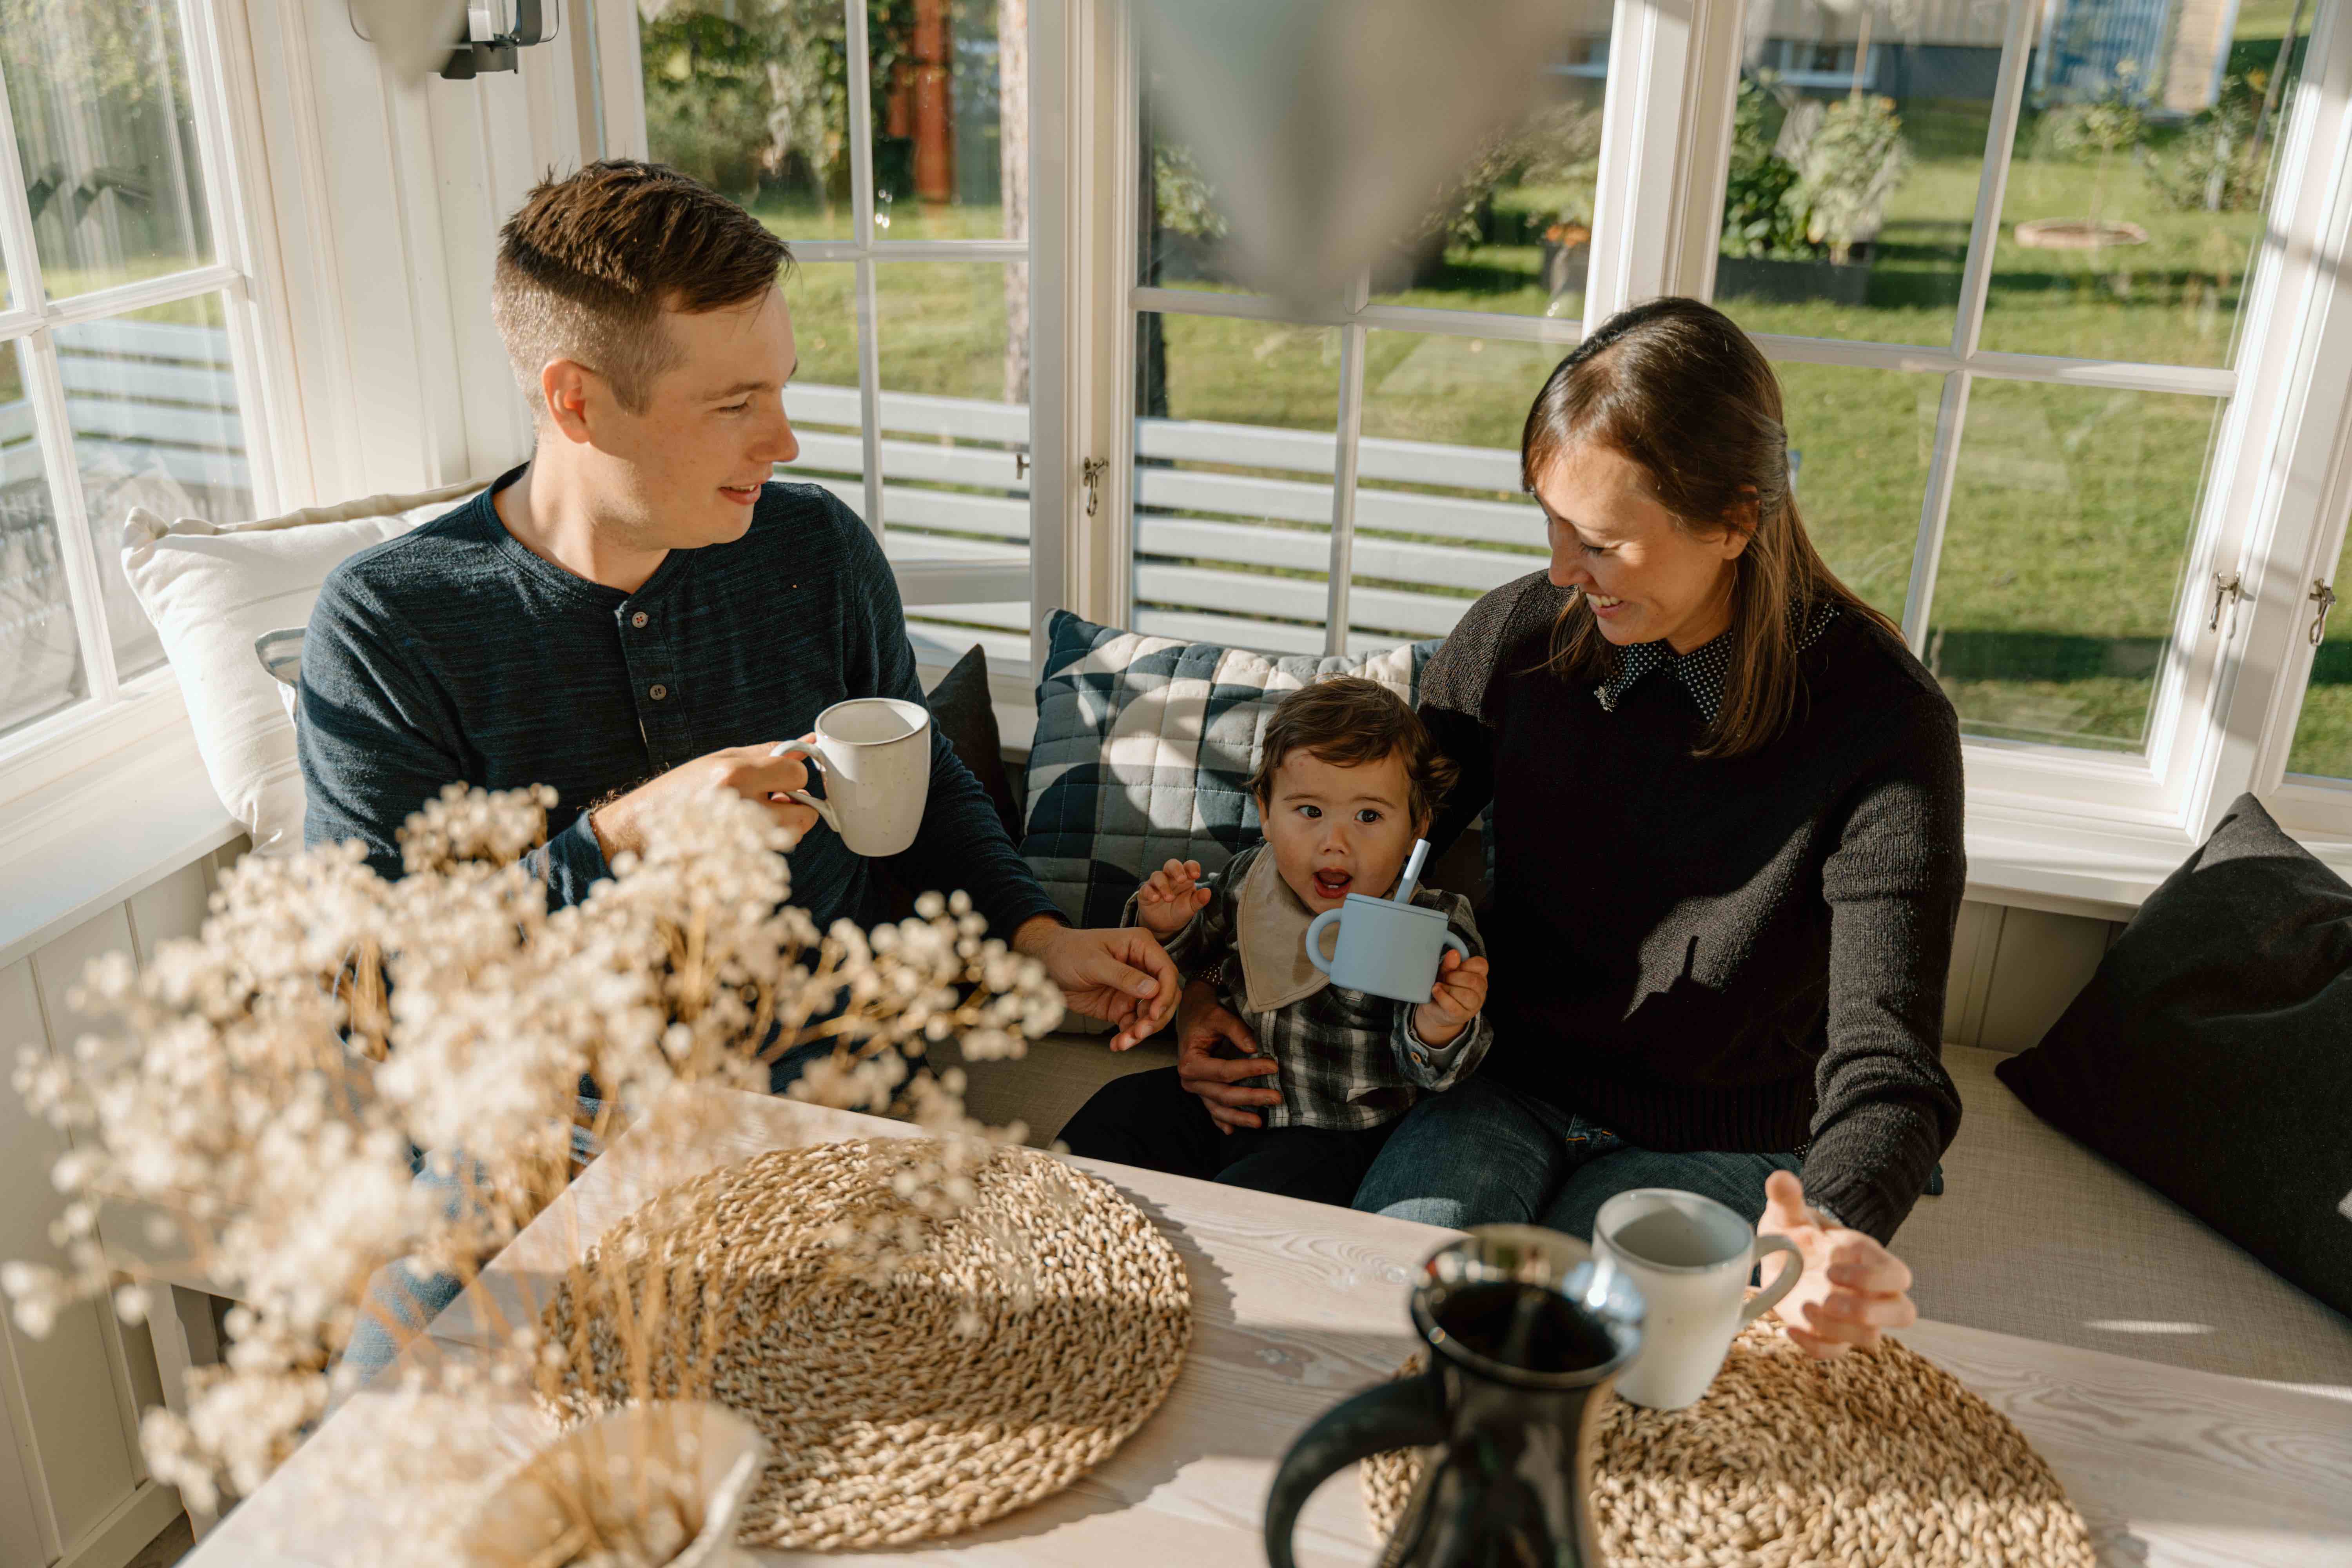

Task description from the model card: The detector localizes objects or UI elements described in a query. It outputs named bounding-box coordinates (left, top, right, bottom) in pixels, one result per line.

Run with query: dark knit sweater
left=297, top=468, right=1061, bottom=942
left=1420, top=573, right=1966, bottom=1243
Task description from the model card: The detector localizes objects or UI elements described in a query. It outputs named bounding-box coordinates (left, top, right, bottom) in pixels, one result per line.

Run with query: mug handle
left=1304, top=907, right=1343, bottom=976
left=767, top=740, right=841, bottom=835
left=1264, top=1371, right=1448, bottom=1568
left=1439, top=933, right=1469, bottom=964
left=1739, top=1234, right=1805, bottom=1328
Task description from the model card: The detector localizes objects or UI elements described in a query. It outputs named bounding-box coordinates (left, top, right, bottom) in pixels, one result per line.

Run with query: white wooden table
left=183, top=1093, right=2352, bottom=1567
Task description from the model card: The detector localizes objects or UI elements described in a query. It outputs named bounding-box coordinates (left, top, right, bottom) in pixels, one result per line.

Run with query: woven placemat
left=1364, top=1317, right=2098, bottom=1566
left=540, top=1139, right=1191, bottom=1551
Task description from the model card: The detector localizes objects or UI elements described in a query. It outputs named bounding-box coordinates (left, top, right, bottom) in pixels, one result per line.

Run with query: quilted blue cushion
left=1020, top=610, right=1445, bottom=928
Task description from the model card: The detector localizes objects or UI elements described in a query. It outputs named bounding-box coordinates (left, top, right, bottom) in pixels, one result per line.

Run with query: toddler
left=1118, top=675, right=1491, bottom=1205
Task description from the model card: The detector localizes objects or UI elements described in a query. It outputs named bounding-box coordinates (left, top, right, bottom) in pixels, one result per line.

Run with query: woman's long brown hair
left=1523, top=296, right=1900, bottom=759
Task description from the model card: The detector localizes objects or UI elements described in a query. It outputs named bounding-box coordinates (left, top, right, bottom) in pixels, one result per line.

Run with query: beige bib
left=1234, top=848, right=1334, bottom=1014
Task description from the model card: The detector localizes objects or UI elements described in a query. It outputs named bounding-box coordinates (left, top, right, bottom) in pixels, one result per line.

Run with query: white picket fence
left=782, top=381, right=1546, bottom=665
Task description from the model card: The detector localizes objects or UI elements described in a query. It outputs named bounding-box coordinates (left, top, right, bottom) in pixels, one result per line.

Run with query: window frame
left=0, top=0, right=298, bottom=794
left=1073, top=0, right=2352, bottom=867
left=593, top=0, right=1059, bottom=660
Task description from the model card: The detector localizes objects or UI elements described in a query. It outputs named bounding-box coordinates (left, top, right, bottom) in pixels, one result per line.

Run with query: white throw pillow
left=120, top=481, right=488, bottom=856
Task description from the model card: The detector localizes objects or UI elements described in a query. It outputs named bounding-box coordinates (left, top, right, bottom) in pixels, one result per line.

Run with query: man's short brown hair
left=1245, top=675, right=1456, bottom=828
left=492, top=160, right=791, bottom=418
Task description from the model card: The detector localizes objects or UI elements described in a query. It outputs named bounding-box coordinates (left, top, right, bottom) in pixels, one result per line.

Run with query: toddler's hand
left=1413, top=950, right=1489, bottom=1048
left=1135, top=858, right=1211, bottom=938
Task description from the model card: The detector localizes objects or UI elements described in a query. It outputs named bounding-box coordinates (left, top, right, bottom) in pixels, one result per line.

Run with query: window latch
left=2208, top=571, right=2244, bottom=634
left=2310, top=579, right=2338, bottom=645
left=1082, top=457, right=1108, bottom=519
left=1014, top=451, right=1029, bottom=482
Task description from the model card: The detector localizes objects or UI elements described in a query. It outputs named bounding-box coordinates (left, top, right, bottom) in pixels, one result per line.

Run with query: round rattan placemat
left=1363, top=1318, right=2098, bottom=1567
left=539, top=1138, right=1191, bottom=1551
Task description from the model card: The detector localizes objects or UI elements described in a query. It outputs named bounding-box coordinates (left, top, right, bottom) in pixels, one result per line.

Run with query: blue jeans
left=1351, top=1075, right=1804, bottom=1240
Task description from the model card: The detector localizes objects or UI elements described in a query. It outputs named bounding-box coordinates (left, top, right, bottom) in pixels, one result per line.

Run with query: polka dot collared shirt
left=1594, top=601, right=1840, bottom=723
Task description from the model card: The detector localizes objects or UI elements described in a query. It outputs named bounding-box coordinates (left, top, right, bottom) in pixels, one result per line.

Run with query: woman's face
left=1534, top=441, right=1748, bottom=653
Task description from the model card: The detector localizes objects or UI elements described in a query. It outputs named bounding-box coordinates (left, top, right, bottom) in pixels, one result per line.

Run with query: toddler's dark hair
left=1245, top=675, right=1455, bottom=828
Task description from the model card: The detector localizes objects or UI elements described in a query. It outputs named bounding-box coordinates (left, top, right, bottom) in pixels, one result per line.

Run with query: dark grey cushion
left=1996, top=794, right=2352, bottom=1316
left=925, top=644, right=1020, bottom=844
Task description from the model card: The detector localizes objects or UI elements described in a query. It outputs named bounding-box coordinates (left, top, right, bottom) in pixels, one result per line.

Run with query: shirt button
left=631, top=612, right=648, bottom=628
left=649, top=684, right=668, bottom=701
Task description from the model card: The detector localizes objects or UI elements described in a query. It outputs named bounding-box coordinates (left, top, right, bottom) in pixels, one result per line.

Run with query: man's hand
left=1173, top=982, right=1281, bottom=1134
left=1012, top=917, right=1182, bottom=1051
left=1757, top=1170, right=1918, bottom=1359
left=590, top=740, right=820, bottom=859
left=1411, top=949, right=1489, bottom=1048
left=1134, top=858, right=1212, bottom=939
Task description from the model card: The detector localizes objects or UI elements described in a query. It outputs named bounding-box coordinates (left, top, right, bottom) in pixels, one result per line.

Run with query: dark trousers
left=1056, top=1066, right=1396, bottom=1208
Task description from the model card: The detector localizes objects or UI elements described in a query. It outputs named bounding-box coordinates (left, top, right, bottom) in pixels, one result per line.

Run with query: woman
left=1178, top=298, right=1962, bottom=1357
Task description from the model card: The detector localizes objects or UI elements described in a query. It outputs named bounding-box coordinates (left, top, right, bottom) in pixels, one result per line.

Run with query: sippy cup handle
left=1304, top=907, right=1343, bottom=976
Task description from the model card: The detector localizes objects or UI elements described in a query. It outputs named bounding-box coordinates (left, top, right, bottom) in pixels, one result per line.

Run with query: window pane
left=638, top=2, right=857, bottom=241
left=0, top=339, right=88, bottom=735
left=871, top=261, right=1029, bottom=650
left=1, top=0, right=214, bottom=299
left=1775, top=361, right=1938, bottom=620
left=778, top=261, right=864, bottom=512
left=1364, top=31, right=1611, bottom=321
left=1351, top=332, right=1552, bottom=649
left=1132, top=313, right=1339, bottom=655
left=2286, top=523, right=2352, bottom=780
left=1138, top=76, right=1258, bottom=296
left=1980, top=0, right=2304, bottom=367
left=1924, top=380, right=2220, bottom=751
left=1711, top=6, right=1998, bottom=349
left=64, top=294, right=250, bottom=681
left=866, top=0, right=1024, bottom=241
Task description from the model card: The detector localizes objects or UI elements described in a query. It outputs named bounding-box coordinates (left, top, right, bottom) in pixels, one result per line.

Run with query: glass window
left=64, top=295, right=252, bottom=681
left=2287, top=522, right=2352, bottom=781
left=1924, top=380, right=2220, bottom=751
left=1352, top=332, right=1554, bottom=650
left=1775, top=361, right=1937, bottom=621
left=1980, top=0, right=2298, bottom=367
left=1131, top=314, right=1339, bottom=655
left=638, top=0, right=855, bottom=240
left=1712, top=2, right=1996, bottom=348
left=637, top=2, right=1035, bottom=631
left=0, top=341, right=87, bottom=738
left=1364, top=38, right=1612, bottom=321
left=0, top=0, right=214, bottom=299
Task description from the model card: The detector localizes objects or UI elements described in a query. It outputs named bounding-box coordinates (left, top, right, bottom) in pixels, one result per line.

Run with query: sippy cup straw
left=1392, top=838, right=1431, bottom=905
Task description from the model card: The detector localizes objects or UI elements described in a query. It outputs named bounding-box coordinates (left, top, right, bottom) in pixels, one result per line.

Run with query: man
left=298, top=160, right=1175, bottom=1056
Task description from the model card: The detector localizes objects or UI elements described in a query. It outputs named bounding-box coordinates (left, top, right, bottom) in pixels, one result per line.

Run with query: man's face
left=573, top=285, right=802, bottom=550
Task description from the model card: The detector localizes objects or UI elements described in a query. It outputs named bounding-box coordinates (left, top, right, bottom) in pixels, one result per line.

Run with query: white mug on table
left=769, top=697, right=931, bottom=858
left=1593, top=1187, right=1805, bottom=1410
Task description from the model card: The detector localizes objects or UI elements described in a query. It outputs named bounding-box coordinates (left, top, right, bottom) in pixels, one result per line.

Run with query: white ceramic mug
left=1592, top=1187, right=1805, bottom=1411
left=769, top=697, right=932, bottom=858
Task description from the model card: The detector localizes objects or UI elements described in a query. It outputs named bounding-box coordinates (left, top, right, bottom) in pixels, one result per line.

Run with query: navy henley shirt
left=296, top=467, right=1060, bottom=941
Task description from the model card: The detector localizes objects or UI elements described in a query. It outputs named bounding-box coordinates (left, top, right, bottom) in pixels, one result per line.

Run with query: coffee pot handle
left=1265, top=1371, right=1447, bottom=1568
left=1303, top=907, right=1343, bottom=976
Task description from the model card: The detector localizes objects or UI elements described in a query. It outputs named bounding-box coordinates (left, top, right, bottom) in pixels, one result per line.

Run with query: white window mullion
left=842, top=0, right=886, bottom=545
left=1586, top=0, right=1696, bottom=318
left=1323, top=273, right=1370, bottom=657
left=1894, top=0, right=2035, bottom=650
left=18, top=326, right=117, bottom=707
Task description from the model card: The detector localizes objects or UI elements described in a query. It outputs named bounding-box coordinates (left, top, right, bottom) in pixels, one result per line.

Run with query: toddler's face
left=1258, top=748, right=1421, bottom=913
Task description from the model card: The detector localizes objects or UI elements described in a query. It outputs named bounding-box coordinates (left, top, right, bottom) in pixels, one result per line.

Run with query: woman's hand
left=1172, top=982, right=1282, bottom=1133
left=1756, top=1170, right=1918, bottom=1359
left=1134, top=858, right=1212, bottom=938
left=1411, top=950, right=1489, bottom=1047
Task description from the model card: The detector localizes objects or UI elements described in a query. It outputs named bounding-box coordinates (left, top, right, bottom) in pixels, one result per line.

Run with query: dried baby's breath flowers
left=4, top=782, right=1065, bottom=1542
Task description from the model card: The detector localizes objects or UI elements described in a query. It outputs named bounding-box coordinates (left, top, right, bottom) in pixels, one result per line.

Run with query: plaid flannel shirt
left=1124, top=844, right=1493, bottom=1132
